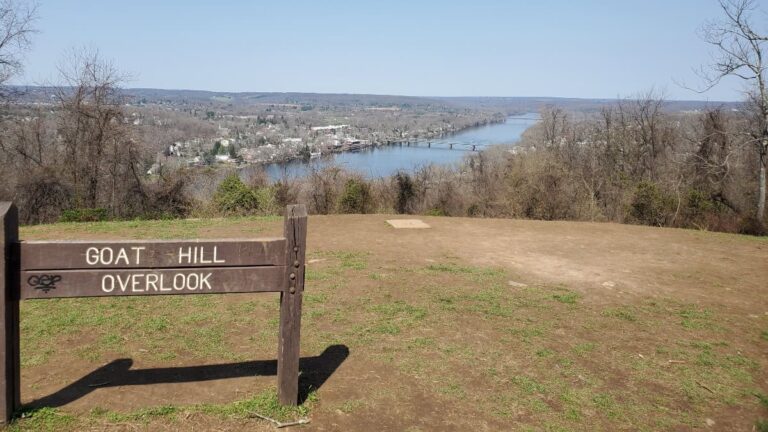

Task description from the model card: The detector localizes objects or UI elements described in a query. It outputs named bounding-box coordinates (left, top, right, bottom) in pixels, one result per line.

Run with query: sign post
left=0, top=203, right=20, bottom=424
left=0, top=203, right=307, bottom=424
left=278, top=204, right=306, bottom=405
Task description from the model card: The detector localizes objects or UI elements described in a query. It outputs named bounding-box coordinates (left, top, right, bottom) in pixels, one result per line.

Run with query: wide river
left=262, top=113, right=539, bottom=179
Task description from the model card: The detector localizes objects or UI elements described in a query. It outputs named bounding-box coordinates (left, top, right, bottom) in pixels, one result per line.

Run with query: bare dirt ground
left=13, top=215, right=768, bottom=431
left=308, top=215, right=768, bottom=312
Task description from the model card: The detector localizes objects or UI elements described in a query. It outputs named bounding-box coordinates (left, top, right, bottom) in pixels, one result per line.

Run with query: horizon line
left=9, top=84, right=744, bottom=104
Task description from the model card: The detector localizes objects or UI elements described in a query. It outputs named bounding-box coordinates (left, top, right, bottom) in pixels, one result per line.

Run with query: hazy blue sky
left=15, top=0, right=768, bottom=101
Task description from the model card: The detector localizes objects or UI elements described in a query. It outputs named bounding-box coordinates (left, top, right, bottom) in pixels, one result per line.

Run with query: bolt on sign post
left=0, top=203, right=307, bottom=423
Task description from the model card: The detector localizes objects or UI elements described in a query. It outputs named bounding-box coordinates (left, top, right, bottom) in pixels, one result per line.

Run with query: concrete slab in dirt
left=386, top=219, right=431, bottom=229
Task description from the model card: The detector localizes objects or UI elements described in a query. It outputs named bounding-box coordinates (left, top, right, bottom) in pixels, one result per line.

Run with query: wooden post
left=0, top=203, right=19, bottom=423
left=277, top=204, right=306, bottom=405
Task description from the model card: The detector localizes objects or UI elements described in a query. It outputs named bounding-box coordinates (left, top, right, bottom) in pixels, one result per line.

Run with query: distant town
left=8, top=87, right=524, bottom=176
left=141, top=106, right=504, bottom=175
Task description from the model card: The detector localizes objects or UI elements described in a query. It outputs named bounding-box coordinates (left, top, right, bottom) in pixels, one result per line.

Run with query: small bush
left=214, top=174, right=258, bottom=214
left=17, top=169, right=73, bottom=224
left=273, top=180, right=298, bottom=208
left=59, top=208, right=108, bottom=223
left=629, top=181, right=674, bottom=226
left=307, top=167, right=342, bottom=215
left=339, top=178, right=372, bottom=214
left=254, top=186, right=279, bottom=215
left=685, top=189, right=717, bottom=216
left=394, top=172, right=416, bottom=214
left=467, top=203, right=481, bottom=216
left=142, top=173, right=192, bottom=219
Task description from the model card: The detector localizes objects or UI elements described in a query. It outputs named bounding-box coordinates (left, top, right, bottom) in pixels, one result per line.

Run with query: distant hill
left=10, top=86, right=743, bottom=114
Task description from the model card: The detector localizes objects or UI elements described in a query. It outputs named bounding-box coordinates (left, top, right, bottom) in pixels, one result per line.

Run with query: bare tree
left=700, top=0, right=768, bottom=220
left=0, top=0, right=36, bottom=96
left=56, top=49, right=145, bottom=216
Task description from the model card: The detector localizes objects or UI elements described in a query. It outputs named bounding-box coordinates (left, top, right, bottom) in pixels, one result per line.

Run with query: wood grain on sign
left=20, top=238, right=287, bottom=270
left=20, top=266, right=286, bottom=299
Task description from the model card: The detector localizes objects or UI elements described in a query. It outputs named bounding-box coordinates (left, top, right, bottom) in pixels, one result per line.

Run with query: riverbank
left=232, top=113, right=509, bottom=168
left=259, top=113, right=539, bottom=179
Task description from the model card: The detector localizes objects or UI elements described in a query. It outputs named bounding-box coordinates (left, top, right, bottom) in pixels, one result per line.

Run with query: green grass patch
left=90, top=405, right=179, bottom=423
left=304, top=293, right=329, bottom=305
left=369, top=301, right=427, bottom=321
left=755, top=392, right=768, bottom=409
left=337, top=399, right=364, bottom=414
left=321, top=251, right=369, bottom=270
left=21, top=215, right=280, bottom=240
left=552, top=291, right=579, bottom=304
left=9, top=388, right=317, bottom=431
left=372, top=322, right=401, bottom=335
left=305, top=267, right=337, bottom=281
left=679, top=306, right=715, bottom=330
left=407, top=337, right=435, bottom=350
left=512, top=375, right=547, bottom=395
left=572, top=342, right=597, bottom=356
left=507, top=324, right=547, bottom=343
left=10, top=407, right=75, bottom=432
left=437, top=381, right=466, bottom=399
left=602, top=306, right=638, bottom=322
left=199, top=388, right=315, bottom=421
left=592, top=393, right=619, bottom=419
left=20, top=295, right=252, bottom=365
left=425, top=263, right=504, bottom=279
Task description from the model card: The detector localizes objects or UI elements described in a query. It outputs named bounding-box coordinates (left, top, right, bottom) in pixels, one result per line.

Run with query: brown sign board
left=19, top=239, right=287, bottom=270
left=20, top=266, right=286, bottom=299
left=0, top=203, right=308, bottom=423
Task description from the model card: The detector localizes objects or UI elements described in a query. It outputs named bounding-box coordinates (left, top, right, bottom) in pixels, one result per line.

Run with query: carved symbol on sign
left=27, top=275, right=62, bottom=293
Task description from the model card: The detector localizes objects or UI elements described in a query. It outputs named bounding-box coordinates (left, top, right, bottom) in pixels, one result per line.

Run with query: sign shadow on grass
left=27, top=344, right=349, bottom=408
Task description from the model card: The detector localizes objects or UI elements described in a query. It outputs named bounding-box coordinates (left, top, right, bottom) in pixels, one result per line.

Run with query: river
left=261, top=113, right=539, bottom=180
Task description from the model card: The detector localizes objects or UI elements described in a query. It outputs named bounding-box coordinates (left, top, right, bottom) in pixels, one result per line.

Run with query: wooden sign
left=0, top=203, right=307, bottom=423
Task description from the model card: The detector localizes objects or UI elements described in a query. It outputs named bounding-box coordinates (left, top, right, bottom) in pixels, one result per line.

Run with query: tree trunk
left=759, top=146, right=766, bottom=221
left=761, top=106, right=768, bottom=221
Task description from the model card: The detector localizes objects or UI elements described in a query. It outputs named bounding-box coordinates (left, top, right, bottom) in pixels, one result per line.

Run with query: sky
left=14, top=0, right=768, bottom=101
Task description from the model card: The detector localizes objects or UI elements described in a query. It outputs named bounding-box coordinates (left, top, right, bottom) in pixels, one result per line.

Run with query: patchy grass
left=21, top=215, right=281, bottom=240
left=197, top=388, right=315, bottom=420
left=15, top=218, right=768, bottom=431
left=337, top=399, right=365, bottom=414
left=679, top=306, right=716, bottom=330
left=20, top=295, right=250, bottom=366
left=602, top=306, right=638, bottom=322
left=552, top=291, right=579, bottom=304
left=757, top=393, right=768, bottom=432
left=11, top=389, right=314, bottom=431
left=89, top=405, right=179, bottom=424
left=10, top=407, right=75, bottom=432
left=312, top=250, right=369, bottom=270
left=757, top=420, right=768, bottom=432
